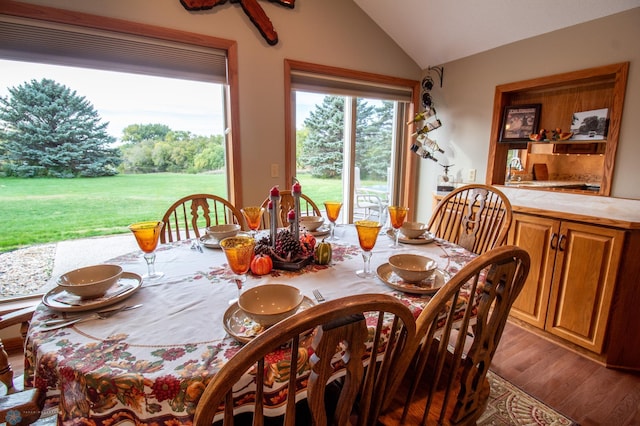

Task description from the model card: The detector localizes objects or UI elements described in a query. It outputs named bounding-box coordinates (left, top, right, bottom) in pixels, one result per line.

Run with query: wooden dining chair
left=378, top=245, right=530, bottom=425
left=428, top=184, right=513, bottom=255
left=193, top=293, right=417, bottom=426
left=0, top=306, right=56, bottom=426
left=160, top=193, right=244, bottom=243
left=260, top=189, right=322, bottom=229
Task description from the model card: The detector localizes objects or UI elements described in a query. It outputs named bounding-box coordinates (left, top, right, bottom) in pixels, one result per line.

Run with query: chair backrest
left=427, top=184, right=512, bottom=255
left=260, top=190, right=322, bottom=229
left=379, top=245, right=530, bottom=425
left=160, top=193, right=244, bottom=243
left=0, top=306, right=50, bottom=425
left=193, top=294, right=417, bottom=426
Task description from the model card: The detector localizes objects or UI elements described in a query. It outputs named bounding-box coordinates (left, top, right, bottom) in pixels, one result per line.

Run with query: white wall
left=415, top=7, right=640, bottom=220
left=12, top=0, right=421, bottom=206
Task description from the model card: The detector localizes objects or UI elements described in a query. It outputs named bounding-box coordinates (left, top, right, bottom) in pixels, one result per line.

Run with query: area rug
left=478, top=371, right=578, bottom=425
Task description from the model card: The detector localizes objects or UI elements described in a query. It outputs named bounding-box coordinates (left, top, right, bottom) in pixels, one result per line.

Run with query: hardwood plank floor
left=9, top=321, right=640, bottom=425
left=492, top=321, right=640, bottom=426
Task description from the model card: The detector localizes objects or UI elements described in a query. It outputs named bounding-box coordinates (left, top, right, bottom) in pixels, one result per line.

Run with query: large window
left=284, top=60, right=420, bottom=224
left=0, top=5, right=240, bottom=201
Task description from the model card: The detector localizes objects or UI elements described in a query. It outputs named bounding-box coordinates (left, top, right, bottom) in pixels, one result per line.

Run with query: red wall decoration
left=180, top=0, right=295, bottom=45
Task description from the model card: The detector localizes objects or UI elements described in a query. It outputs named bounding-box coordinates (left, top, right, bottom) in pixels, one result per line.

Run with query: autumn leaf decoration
left=180, top=0, right=296, bottom=46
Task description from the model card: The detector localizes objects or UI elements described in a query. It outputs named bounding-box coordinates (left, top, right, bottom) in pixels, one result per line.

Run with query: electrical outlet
left=468, top=168, right=476, bottom=182
left=270, top=163, right=279, bottom=178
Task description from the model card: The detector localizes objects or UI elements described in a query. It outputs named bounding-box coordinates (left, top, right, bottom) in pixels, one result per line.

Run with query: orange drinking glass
left=323, top=201, right=343, bottom=241
left=241, top=206, right=265, bottom=237
left=220, top=235, right=256, bottom=302
left=388, top=206, right=409, bottom=249
left=128, top=221, right=164, bottom=280
left=355, top=220, right=382, bottom=278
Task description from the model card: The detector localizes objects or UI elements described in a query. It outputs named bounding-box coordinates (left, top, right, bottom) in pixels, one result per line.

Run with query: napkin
left=53, top=282, right=134, bottom=306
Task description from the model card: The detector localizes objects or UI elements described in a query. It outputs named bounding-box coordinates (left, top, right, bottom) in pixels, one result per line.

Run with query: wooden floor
left=8, top=321, right=640, bottom=425
left=492, top=321, right=640, bottom=426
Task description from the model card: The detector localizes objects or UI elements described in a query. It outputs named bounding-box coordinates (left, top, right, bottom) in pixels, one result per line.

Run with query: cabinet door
left=508, top=214, right=558, bottom=328
left=546, top=222, right=624, bottom=353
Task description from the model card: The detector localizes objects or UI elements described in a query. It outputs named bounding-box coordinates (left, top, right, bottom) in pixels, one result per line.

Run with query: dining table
left=25, top=224, right=477, bottom=425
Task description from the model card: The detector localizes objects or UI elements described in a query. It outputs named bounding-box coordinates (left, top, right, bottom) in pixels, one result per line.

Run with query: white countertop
left=497, top=186, right=640, bottom=225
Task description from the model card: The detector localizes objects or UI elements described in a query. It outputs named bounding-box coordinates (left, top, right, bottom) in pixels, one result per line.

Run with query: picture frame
left=570, top=108, right=609, bottom=140
left=499, top=104, right=541, bottom=142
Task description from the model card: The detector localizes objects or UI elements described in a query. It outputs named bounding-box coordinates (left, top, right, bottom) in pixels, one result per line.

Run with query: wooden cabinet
left=509, top=213, right=624, bottom=354
left=552, top=142, right=606, bottom=154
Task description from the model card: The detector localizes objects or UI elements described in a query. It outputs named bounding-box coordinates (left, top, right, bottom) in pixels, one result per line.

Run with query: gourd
left=314, top=240, right=332, bottom=265
left=250, top=254, right=273, bottom=275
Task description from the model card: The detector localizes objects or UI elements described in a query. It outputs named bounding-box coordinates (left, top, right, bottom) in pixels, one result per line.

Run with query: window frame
left=284, top=59, right=421, bottom=219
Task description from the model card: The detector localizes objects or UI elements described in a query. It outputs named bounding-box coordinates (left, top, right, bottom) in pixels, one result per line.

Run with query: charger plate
left=376, top=263, right=449, bottom=295
left=200, top=235, right=221, bottom=249
left=386, top=229, right=435, bottom=245
left=43, top=272, right=142, bottom=312
left=224, top=296, right=315, bottom=343
left=310, top=226, right=330, bottom=237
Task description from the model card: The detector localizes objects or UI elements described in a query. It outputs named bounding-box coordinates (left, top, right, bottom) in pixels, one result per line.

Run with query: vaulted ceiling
left=353, top=0, right=640, bottom=69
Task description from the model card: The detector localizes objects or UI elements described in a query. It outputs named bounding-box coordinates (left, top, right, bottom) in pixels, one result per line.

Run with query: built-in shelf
left=486, top=62, right=629, bottom=196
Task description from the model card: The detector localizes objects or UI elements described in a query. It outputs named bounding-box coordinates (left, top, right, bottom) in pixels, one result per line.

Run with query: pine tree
left=0, top=78, right=120, bottom=177
left=301, top=95, right=393, bottom=180
left=301, top=95, right=345, bottom=178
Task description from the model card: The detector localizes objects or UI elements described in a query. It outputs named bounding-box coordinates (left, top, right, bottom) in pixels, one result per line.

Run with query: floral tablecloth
left=25, top=225, right=476, bottom=425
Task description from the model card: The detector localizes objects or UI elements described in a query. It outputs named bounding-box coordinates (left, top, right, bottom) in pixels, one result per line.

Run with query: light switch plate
left=468, top=168, right=476, bottom=182
left=271, top=163, right=279, bottom=178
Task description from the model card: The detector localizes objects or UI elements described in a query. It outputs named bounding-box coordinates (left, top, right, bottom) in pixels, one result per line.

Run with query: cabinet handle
left=558, top=234, right=566, bottom=252
left=550, top=233, right=558, bottom=250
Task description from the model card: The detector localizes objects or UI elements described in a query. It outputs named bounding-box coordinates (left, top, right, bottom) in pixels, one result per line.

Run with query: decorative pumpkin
left=314, top=240, right=332, bottom=265
left=250, top=254, right=273, bottom=275
left=299, top=232, right=316, bottom=256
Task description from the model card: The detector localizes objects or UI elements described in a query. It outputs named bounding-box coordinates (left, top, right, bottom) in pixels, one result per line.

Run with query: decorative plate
left=200, top=235, right=221, bottom=249
left=310, top=226, right=330, bottom=237
left=387, top=229, right=435, bottom=245
left=224, top=296, right=315, bottom=343
left=200, top=232, right=251, bottom=249
left=376, top=263, right=449, bottom=295
left=43, top=272, right=142, bottom=312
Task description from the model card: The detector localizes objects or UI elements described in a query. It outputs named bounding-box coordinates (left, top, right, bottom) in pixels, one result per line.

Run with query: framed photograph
left=499, top=104, right=541, bottom=142
left=570, top=108, right=609, bottom=140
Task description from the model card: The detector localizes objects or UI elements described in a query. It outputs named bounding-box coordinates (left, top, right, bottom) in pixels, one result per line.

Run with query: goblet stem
left=229, top=275, right=246, bottom=304
left=328, top=221, right=337, bottom=241
left=357, top=250, right=374, bottom=278
left=393, top=228, right=400, bottom=248
left=143, top=251, right=164, bottom=280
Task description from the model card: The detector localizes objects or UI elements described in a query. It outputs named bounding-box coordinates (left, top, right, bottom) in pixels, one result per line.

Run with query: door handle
left=550, top=233, right=558, bottom=250
left=558, top=234, right=566, bottom=252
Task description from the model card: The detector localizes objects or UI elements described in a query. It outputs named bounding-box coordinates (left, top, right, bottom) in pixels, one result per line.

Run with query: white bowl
left=58, top=264, right=123, bottom=299
left=299, top=216, right=324, bottom=231
left=238, top=284, right=304, bottom=326
left=205, top=224, right=241, bottom=241
left=401, top=222, right=429, bottom=239
left=388, top=254, right=437, bottom=283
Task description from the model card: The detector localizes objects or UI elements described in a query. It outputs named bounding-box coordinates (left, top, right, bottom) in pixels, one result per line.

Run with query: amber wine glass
left=323, top=201, right=343, bottom=241
left=241, top=206, right=265, bottom=237
left=355, top=220, right=382, bottom=278
left=220, top=235, right=256, bottom=303
left=388, top=206, right=409, bottom=249
left=128, top=221, right=164, bottom=280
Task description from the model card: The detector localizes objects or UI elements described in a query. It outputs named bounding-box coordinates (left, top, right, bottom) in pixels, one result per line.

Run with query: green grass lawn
left=0, top=173, right=364, bottom=252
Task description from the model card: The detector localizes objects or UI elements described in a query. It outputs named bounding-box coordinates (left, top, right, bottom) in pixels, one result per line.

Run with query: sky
left=0, top=59, right=323, bottom=141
